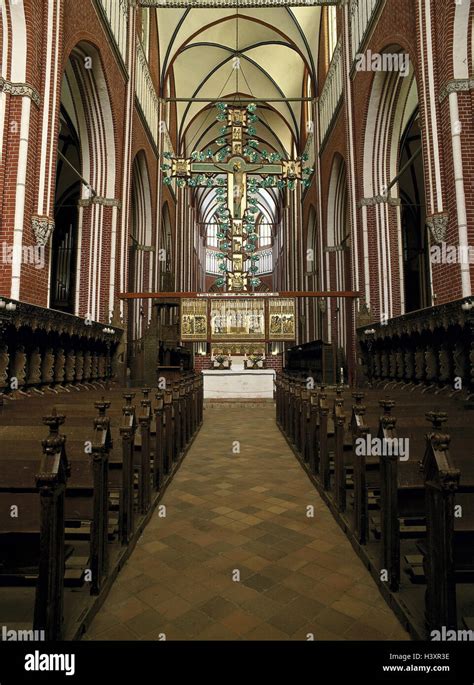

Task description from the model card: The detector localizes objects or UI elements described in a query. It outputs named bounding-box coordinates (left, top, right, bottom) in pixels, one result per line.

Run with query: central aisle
left=87, top=404, right=410, bottom=641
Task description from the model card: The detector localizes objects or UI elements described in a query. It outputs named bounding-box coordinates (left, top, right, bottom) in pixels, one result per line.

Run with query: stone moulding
left=32, top=215, right=55, bottom=247
left=439, top=78, right=474, bottom=103
left=358, top=195, right=401, bottom=207
left=78, top=196, right=122, bottom=209
left=426, top=212, right=449, bottom=245
left=134, top=244, right=156, bottom=252
left=0, top=76, right=41, bottom=106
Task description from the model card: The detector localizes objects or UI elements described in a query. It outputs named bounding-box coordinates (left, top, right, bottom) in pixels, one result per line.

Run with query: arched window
left=206, top=223, right=218, bottom=248
left=206, top=250, right=219, bottom=274
left=51, top=106, right=81, bottom=313
left=141, top=9, right=150, bottom=60
left=259, top=223, right=272, bottom=248
left=398, top=109, right=430, bottom=312
left=305, top=73, right=313, bottom=136
left=327, top=6, right=337, bottom=62
left=53, top=42, right=116, bottom=321
left=256, top=250, right=272, bottom=274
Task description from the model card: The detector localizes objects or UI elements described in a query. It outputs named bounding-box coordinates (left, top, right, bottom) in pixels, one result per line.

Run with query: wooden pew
left=0, top=410, right=69, bottom=639
left=308, top=389, right=319, bottom=476
left=276, top=373, right=474, bottom=636
left=332, top=388, right=347, bottom=512
left=417, top=411, right=474, bottom=632
left=377, top=399, right=404, bottom=591
left=350, top=392, right=371, bottom=544
left=0, top=399, right=113, bottom=596
left=163, top=388, right=174, bottom=475
left=318, top=387, right=330, bottom=491
left=89, top=398, right=112, bottom=594
left=119, top=394, right=137, bottom=545
left=0, top=375, right=201, bottom=639
left=153, top=391, right=165, bottom=491
left=137, top=394, right=152, bottom=515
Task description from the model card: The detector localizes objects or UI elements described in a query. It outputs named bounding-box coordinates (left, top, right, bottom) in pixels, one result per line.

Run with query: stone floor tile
left=87, top=406, right=411, bottom=642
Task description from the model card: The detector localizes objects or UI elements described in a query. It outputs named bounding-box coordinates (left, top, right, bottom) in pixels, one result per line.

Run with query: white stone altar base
left=203, top=360, right=275, bottom=399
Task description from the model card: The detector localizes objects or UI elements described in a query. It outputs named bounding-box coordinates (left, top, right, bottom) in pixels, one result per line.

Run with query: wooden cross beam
left=119, top=291, right=360, bottom=300
left=140, top=1, right=337, bottom=7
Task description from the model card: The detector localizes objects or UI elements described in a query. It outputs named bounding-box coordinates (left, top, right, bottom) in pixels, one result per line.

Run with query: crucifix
left=162, top=103, right=312, bottom=292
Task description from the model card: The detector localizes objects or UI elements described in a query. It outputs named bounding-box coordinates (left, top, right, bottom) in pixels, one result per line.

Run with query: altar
left=202, top=356, right=275, bottom=399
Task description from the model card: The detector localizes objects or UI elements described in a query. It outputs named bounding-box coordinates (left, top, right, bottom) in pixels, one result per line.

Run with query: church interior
left=0, top=0, right=474, bottom=658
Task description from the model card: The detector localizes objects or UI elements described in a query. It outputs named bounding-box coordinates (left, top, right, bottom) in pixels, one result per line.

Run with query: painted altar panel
left=268, top=298, right=296, bottom=340
left=180, top=299, right=208, bottom=341
left=210, top=299, right=265, bottom=340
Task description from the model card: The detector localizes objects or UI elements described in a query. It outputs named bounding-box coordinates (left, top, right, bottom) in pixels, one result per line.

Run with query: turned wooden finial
left=95, top=396, right=111, bottom=416
left=155, top=391, right=164, bottom=411
left=425, top=410, right=448, bottom=430
left=379, top=398, right=395, bottom=415
left=41, top=407, right=67, bottom=460
left=42, top=407, right=66, bottom=433
left=122, top=393, right=135, bottom=416
left=352, top=391, right=364, bottom=405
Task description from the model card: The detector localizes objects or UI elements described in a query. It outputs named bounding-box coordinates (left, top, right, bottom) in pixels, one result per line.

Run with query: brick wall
left=265, top=354, right=283, bottom=374
left=1, top=1, right=472, bottom=366
left=194, top=354, right=212, bottom=372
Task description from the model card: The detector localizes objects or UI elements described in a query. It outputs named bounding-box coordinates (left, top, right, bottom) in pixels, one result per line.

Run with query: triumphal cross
left=162, top=103, right=313, bottom=292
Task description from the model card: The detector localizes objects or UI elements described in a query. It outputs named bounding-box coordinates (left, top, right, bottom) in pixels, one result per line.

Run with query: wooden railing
left=135, top=41, right=160, bottom=147
left=318, top=38, right=343, bottom=145
left=357, top=298, right=474, bottom=395
left=97, top=0, right=129, bottom=65
left=0, top=377, right=203, bottom=639
left=349, top=0, right=384, bottom=63
left=275, top=376, right=474, bottom=637
left=0, top=298, right=124, bottom=396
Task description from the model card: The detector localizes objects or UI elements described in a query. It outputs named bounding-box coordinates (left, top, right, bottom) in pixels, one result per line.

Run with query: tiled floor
left=86, top=405, right=410, bottom=641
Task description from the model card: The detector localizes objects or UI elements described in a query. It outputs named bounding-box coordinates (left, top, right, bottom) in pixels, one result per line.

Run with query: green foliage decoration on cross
left=161, top=102, right=314, bottom=291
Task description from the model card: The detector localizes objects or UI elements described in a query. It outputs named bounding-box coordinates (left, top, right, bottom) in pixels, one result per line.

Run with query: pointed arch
left=129, top=151, right=153, bottom=340
left=55, top=41, right=116, bottom=321
left=362, top=51, right=422, bottom=320
left=327, top=154, right=349, bottom=355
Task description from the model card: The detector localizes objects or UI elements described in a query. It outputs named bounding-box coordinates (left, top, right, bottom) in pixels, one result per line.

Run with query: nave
left=1, top=362, right=474, bottom=645
left=86, top=403, right=409, bottom=641
left=1, top=0, right=473, bottom=667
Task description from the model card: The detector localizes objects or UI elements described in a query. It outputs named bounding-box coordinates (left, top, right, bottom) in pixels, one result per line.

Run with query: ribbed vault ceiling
left=158, top=7, right=320, bottom=153
left=156, top=6, right=321, bottom=249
